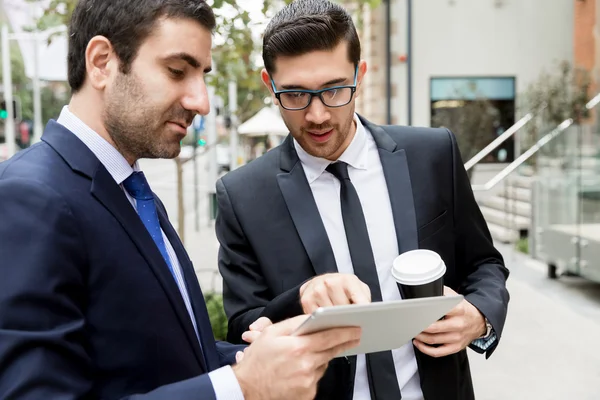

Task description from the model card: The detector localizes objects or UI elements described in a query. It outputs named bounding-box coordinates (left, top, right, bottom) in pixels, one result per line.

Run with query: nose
left=305, top=96, right=331, bottom=126
left=181, top=77, right=210, bottom=116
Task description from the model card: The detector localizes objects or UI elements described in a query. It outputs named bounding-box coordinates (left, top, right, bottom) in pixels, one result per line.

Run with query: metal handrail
left=464, top=110, right=538, bottom=171
left=472, top=93, right=600, bottom=191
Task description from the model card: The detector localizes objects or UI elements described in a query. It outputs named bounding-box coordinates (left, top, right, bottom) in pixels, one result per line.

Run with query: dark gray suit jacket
left=216, top=116, right=510, bottom=400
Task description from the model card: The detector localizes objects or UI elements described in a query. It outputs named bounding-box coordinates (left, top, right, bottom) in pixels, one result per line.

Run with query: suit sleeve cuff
left=208, top=366, right=245, bottom=400
left=261, top=281, right=305, bottom=323
left=470, top=331, right=498, bottom=353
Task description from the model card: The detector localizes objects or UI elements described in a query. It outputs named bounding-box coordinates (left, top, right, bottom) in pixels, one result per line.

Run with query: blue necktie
left=123, top=171, right=176, bottom=280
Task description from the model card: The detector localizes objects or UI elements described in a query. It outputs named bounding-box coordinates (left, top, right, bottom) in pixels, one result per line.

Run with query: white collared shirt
left=294, top=115, right=424, bottom=400
left=56, top=106, right=244, bottom=400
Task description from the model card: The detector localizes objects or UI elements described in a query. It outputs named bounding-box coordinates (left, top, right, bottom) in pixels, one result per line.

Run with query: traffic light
left=192, top=115, right=206, bottom=147
left=0, top=98, right=21, bottom=120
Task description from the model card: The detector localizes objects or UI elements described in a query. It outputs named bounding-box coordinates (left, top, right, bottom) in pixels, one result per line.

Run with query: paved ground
left=469, top=245, right=600, bottom=399
left=141, top=157, right=600, bottom=399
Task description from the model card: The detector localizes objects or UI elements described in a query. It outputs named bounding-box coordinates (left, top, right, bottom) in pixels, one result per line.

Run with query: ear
left=85, top=35, right=119, bottom=91
left=261, top=68, right=279, bottom=106
left=355, top=60, right=368, bottom=98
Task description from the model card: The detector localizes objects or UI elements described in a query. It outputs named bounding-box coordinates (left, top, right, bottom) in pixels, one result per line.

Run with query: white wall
left=390, top=0, right=573, bottom=127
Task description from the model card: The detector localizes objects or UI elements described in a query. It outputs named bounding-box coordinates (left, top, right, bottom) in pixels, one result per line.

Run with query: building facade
left=356, top=0, right=576, bottom=163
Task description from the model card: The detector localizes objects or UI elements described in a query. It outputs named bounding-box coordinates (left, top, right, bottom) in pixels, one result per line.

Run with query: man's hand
left=233, top=315, right=361, bottom=400
left=236, top=317, right=273, bottom=362
left=241, top=317, right=272, bottom=343
left=299, top=273, right=371, bottom=314
left=413, top=286, right=486, bottom=358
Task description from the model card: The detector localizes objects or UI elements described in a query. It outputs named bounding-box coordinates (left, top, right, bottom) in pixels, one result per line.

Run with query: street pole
left=407, top=0, right=413, bottom=126
left=207, top=86, right=218, bottom=225
left=176, top=157, right=185, bottom=245
left=32, top=34, right=42, bottom=143
left=385, top=0, right=391, bottom=125
left=228, top=81, right=238, bottom=171
left=2, top=25, right=15, bottom=158
left=193, top=126, right=199, bottom=232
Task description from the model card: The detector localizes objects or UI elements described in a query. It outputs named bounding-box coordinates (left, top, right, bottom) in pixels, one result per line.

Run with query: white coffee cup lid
left=392, top=249, right=446, bottom=285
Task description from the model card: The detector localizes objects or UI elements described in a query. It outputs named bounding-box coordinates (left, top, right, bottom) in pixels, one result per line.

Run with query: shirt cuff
left=208, top=366, right=245, bottom=400
left=470, top=331, right=498, bottom=353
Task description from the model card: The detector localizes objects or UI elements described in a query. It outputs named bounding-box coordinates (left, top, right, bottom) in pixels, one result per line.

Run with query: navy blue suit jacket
left=0, top=121, right=244, bottom=399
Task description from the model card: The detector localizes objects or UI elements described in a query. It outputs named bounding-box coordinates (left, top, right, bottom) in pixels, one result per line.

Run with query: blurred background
left=0, top=0, right=599, bottom=398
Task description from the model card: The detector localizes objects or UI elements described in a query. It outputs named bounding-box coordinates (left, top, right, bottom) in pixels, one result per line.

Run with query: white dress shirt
left=294, top=115, right=424, bottom=400
left=57, top=106, right=243, bottom=400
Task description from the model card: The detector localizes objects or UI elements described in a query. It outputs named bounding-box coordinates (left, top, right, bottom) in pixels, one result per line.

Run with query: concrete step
left=581, top=145, right=598, bottom=157
left=506, top=174, right=534, bottom=190
left=519, top=165, right=536, bottom=177
left=538, top=156, right=600, bottom=169
left=479, top=195, right=531, bottom=218
left=581, top=157, right=599, bottom=170
left=497, top=186, right=531, bottom=203
left=480, top=206, right=530, bottom=231
left=487, top=222, right=520, bottom=243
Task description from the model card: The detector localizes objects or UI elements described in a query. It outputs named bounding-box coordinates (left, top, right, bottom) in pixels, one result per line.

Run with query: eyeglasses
left=270, top=67, right=358, bottom=111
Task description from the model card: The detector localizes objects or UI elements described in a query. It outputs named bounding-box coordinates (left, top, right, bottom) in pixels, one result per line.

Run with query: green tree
left=0, top=42, right=33, bottom=118
left=519, top=60, right=592, bottom=163
left=27, top=0, right=379, bottom=126
left=208, top=2, right=267, bottom=124
left=203, top=292, right=228, bottom=340
left=41, top=83, right=70, bottom=122
left=0, top=38, right=69, bottom=139
left=522, top=60, right=592, bottom=127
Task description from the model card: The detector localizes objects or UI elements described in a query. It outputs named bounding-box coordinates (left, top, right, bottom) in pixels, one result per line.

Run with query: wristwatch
left=480, top=318, right=493, bottom=339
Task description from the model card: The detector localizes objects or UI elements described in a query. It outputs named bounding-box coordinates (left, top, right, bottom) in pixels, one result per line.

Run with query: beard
left=290, top=107, right=356, bottom=160
left=103, top=71, right=194, bottom=162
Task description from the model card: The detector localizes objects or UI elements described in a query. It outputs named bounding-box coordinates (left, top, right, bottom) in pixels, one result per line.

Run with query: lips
left=171, top=120, right=188, bottom=129
left=307, top=128, right=334, bottom=143
left=167, top=121, right=188, bottom=136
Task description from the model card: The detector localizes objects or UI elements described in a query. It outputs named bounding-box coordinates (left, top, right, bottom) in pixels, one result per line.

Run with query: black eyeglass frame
left=270, top=66, right=359, bottom=111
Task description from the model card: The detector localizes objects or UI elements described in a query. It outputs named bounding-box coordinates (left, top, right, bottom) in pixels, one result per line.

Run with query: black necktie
left=326, top=162, right=402, bottom=400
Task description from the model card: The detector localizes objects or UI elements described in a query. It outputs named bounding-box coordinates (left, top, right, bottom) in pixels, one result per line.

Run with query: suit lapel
left=42, top=121, right=208, bottom=370
left=277, top=137, right=338, bottom=276
left=361, top=117, right=418, bottom=254
left=362, top=117, right=449, bottom=398
left=90, top=167, right=207, bottom=369
left=157, top=205, right=219, bottom=372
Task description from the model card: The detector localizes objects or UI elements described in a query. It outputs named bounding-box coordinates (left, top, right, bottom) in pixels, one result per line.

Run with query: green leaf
left=203, top=292, right=228, bottom=341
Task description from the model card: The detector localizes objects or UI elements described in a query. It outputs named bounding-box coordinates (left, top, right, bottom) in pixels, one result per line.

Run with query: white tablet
left=293, top=295, right=463, bottom=357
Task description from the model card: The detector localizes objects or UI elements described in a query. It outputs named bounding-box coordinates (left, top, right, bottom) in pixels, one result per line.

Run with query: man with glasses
left=216, top=0, right=509, bottom=399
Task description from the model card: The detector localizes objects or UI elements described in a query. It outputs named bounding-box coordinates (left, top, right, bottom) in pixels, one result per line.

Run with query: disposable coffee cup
left=392, top=249, right=446, bottom=299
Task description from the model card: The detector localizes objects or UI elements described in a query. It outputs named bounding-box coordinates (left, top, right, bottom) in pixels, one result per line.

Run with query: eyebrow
left=163, top=52, right=212, bottom=73
left=280, top=77, right=348, bottom=90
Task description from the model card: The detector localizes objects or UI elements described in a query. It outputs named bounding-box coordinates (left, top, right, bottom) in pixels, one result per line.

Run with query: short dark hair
left=262, top=0, right=361, bottom=75
left=68, top=0, right=216, bottom=92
